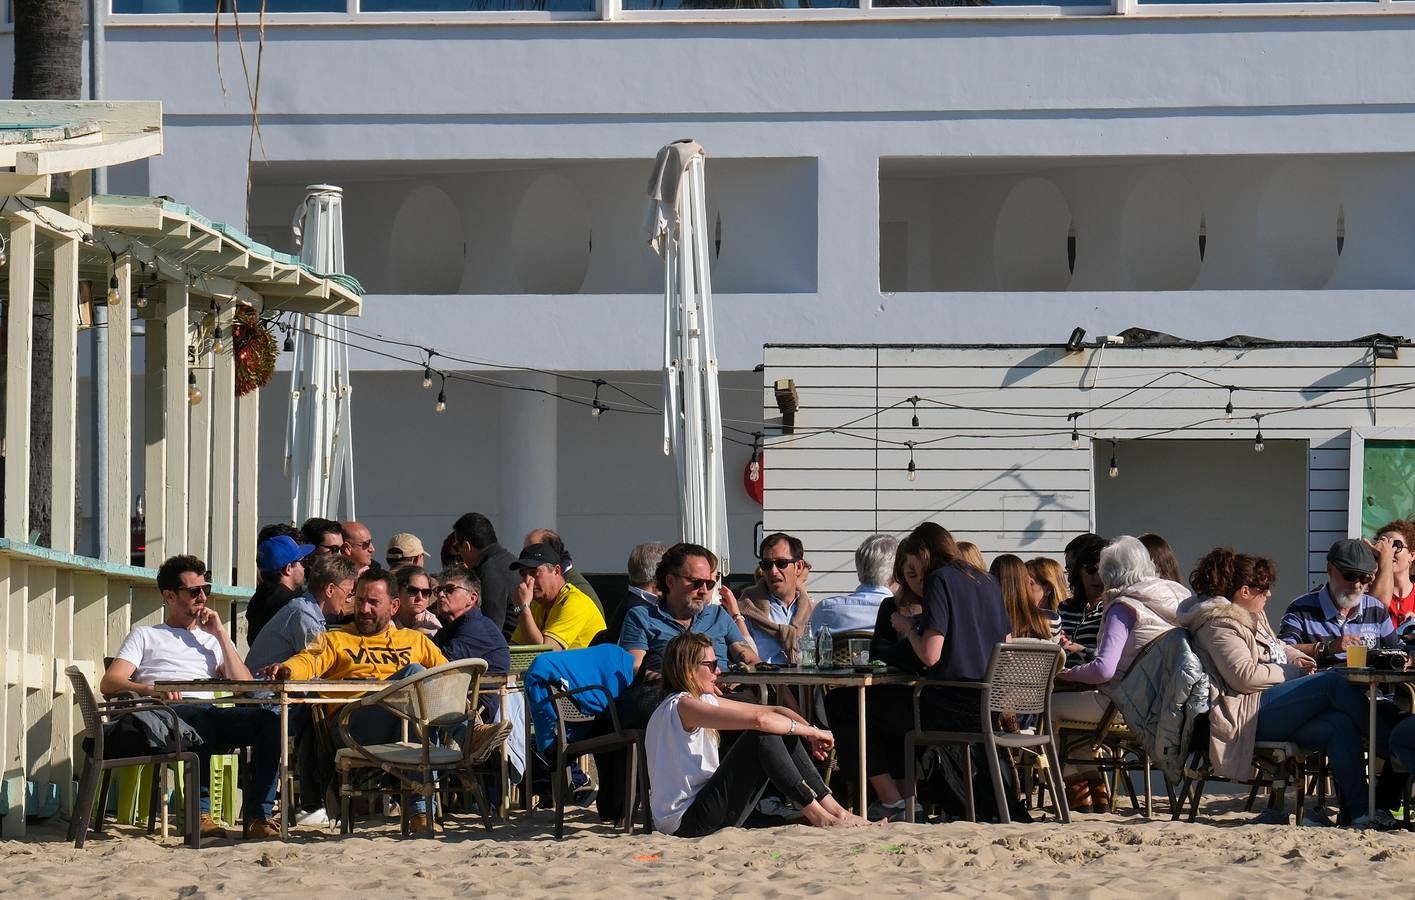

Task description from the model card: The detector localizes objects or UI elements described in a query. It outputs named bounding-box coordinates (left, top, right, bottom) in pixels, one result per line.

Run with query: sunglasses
left=351, top=539, right=376, bottom=551
left=672, top=573, right=718, bottom=592
left=434, top=584, right=467, bottom=597
left=1390, top=540, right=1409, bottom=552
left=760, top=558, right=800, bottom=572
left=1339, top=569, right=1374, bottom=584
left=696, top=658, right=720, bottom=673
left=317, top=543, right=342, bottom=553
left=177, top=583, right=212, bottom=597
left=404, top=587, right=434, bottom=599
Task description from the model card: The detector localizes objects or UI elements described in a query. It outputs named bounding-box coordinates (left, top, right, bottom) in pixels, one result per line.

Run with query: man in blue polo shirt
left=619, top=542, right=760, bottom=674
left=1279, top=539, right=1401, bottom=663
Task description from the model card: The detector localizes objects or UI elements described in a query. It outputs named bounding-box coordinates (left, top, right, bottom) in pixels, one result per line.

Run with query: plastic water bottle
left=818, top=625, right=834, bottom=670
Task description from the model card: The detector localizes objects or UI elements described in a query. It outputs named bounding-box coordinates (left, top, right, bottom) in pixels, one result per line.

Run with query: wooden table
left=717, top=667, right=919, bottom=815
left=1332, top=667, right=1415, bottom=821
left=153, top=674, right=517, bottom=840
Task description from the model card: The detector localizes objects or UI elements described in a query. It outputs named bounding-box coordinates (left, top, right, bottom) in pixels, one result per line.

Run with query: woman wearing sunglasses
left=645, top=632, right=873, bottom=836
left=394, top=565, right=444, bottom=637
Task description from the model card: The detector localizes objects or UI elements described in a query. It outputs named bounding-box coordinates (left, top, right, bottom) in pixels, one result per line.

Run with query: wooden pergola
left=0, top=100, right=361, bottom=835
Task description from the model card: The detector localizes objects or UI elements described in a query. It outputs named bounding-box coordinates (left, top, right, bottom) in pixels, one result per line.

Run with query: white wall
left=761, top=343, right=1414, bottom=596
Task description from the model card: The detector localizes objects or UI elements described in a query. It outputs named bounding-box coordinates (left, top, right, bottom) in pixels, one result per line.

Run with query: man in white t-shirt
left=100, top=554, right=281, bottom=840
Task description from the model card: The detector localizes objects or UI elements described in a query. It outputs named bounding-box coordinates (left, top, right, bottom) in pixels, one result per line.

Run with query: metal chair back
left=983, top=639, right=1063, bottom=718
left=510, top=644, right=556, bottom=674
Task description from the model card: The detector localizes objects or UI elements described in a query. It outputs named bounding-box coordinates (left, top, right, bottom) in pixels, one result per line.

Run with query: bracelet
left=788, top=719, right=797, bottom=736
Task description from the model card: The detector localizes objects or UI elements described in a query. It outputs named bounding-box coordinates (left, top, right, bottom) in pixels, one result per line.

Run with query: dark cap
left=1327, top=538, right=1377, bottom=575
left=511, top=542, right=562, bottom=571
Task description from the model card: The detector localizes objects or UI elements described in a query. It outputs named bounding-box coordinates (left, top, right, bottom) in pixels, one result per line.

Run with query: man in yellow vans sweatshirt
left=265, top=568, right=447, bottom=830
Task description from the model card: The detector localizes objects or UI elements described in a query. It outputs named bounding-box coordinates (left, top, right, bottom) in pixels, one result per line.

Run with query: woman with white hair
left=1053, top=535, right=1191, bottom=813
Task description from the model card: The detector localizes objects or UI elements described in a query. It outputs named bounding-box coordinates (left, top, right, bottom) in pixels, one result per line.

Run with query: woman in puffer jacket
left=1054, top=536, right=1191, bottom=813
left=1177, top=547, right=1381, bottom=826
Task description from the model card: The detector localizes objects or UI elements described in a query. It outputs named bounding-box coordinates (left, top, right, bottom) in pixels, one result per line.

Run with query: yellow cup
left=1345, top=643, right=1368, bottom=668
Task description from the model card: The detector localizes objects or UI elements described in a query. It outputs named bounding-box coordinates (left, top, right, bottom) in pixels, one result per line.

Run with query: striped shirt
left=1277, top=586, right=1398, bottom=656
left=1057, top=599, right=1104, bottom=667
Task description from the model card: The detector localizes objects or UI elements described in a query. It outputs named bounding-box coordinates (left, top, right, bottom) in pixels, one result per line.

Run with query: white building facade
left=3, top=3, right=1414, bottom=575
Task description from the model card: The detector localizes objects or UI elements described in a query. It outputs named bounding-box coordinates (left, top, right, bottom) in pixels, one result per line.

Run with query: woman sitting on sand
left=645, top=632, right=872, bottom=836
left=1177, top=547, right=1386, bottom=827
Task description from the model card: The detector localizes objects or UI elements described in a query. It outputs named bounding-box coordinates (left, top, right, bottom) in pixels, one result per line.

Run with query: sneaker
left=294, top=807, right=330, bottom=827
left=570, top=769, right=597, bottom=806
left=243, top=818, right=280, bottom=840
left=866, top=799, right=923, bottom=822
left=198, top=814, right=228, bottom=839
left=1300, top=807, right=1335, bottom=828
left=1353, top=809, right=1403, bottom=831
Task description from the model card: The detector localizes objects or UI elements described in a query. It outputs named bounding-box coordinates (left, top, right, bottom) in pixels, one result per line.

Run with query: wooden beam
left=15, top=132, right=164, bottom=176
left=49, top=237, right=80, bottom=554
left=143, top=305, right=167, bottom=564
left=163, top=285, right=190, bottom=558
left=102, top=258, right=132, bottom=564
left=3, top=205, right=93, bottom=243
left=0, top=173, right=51, bottom=198
left=4, top=220, right=35, bottom=542
left=87, top=202, right=165, bottom=233
left=235, top=390, right=259, bottom=586
left=187, top=347, right=212, bottom=562
left=209, top=304, right=236, bottom=585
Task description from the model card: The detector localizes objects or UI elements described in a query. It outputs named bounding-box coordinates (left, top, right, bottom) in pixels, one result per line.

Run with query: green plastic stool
left=109, top=755, right=241, bottom=828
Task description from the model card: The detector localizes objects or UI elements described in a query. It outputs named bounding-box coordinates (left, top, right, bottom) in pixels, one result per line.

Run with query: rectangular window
left=113, top=0, right=344, bottom=11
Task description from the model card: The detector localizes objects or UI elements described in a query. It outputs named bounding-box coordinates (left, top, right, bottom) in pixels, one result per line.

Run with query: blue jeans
left=335, top=664, right=433, bottom=813
left=174, top=704, right=280, bottom=821
left=1254, top=672, right=1382, bottom=821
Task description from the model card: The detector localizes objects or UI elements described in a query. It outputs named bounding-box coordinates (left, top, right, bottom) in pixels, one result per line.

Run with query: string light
left=134, top=262, right=149, bottom=309
left=1254, top=415, right=1265, bottom=453
left=106, top=252, right=120, bottom=305
left=909, top=396, right=920, bottom=428
left=906, top=440, right=917, bottom=482
left=423, top=351, right=435, bottom=389
left=748, top=433, right=763, bottom=482
left=187, top=370, right=203, bottom=406
left=435, top=373, right=447, bottom=413
left=1224, top=386, right=1235, bottom=421
left=1068, top=412, right=1081, bottom=449
left=591, top=379, right=607, bottom=418
left=211, top=303, right=225, bottom=355
left=0, top=231, right=7, bottom=267
left=1108, top=441, right=1120, bottom=478
left=283, top=325, right=294, bottom=353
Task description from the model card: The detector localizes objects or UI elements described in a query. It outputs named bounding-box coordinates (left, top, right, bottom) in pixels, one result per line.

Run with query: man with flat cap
left=1280, top=538, right=1402, bottom=664
left=510, top=542, right=606, bottom=650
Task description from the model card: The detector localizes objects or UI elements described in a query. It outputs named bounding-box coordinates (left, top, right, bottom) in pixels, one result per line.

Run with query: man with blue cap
left=246, top=534, right=316, bottom=642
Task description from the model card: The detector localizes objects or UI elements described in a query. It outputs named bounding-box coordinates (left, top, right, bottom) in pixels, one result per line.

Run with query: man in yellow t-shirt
left=263, top=568, right=447, bottom=831
left=510, top=543, right=606, bottom=650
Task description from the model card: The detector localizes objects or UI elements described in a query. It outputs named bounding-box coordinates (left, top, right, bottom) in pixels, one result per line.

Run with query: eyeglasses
left=671, top=573, right=718, bottom=592
left=404, top=587, right=434, bottom=599
left=1339, top=569, right=1374, bottom=584
left=176, top=583, right=212, bottom=597
left=434, top=585, right=468, bottom=598
left=760, top=558, right=799, bottom=572
left=352, top=539, right=375, bottom=551
left=1391, top=540, right=1409, bottom=553
left=696, top=658, right=720, bottom=673
left=317, top=543, right=342, bottom=553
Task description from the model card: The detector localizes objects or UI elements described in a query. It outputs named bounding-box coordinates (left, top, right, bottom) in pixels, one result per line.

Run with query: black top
left=870, top=595, right=926, bottom=675
left=433, top=607, right=511, bottom=674
left=472, top=542, right=520, bottom=640
left=245, top=581, right=303, bottom=644
left=919, top=564, right=1011, bottom=681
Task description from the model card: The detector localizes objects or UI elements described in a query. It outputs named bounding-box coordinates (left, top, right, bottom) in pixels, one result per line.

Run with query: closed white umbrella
left=285, top=184, right=356, bottom=524
left=647, top=141, right=730, bottom=580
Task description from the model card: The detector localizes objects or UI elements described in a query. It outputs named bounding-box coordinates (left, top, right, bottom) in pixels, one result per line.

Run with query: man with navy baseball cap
left=247, top=534, right=316, bottom=642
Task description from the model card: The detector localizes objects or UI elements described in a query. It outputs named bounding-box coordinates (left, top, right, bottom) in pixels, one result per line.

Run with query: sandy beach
left=6, top=797, right=1415, bottom=899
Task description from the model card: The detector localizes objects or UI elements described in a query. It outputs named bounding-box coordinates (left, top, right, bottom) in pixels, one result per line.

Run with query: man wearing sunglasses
left=740, top=533, right=815, bottom=666
left=1279, top=539, right=1400, bottom=662
left=340, top=520, right=379, bottom=575
left=100, top=555, right=281, bottom=839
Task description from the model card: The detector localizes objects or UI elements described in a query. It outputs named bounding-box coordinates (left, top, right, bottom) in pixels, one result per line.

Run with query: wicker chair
left=510, top=644, right=556, bottom=674
left=1170, top=714, right=1312, bottom=824
left=547, top=684, right=650, bottom=839
left=334, top=658, right=505, bottom=837
left=66, top=665, right=202, bottom=849
left=901, top=639, right=1069, bottom=824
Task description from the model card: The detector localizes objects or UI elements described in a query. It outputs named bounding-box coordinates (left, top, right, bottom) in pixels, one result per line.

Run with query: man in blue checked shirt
left=1279, top=539, right=1401, bottom=663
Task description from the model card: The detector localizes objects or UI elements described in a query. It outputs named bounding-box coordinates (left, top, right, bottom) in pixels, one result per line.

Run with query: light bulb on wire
left=187, top=370, right=202, bottom=406
left=1224, top=387, right=1235, bottom=421
left=906, top=441, right=918, bottom=482
left=1254, top=417, right=1265, bottom=453
left=748, top=433, right=762, bottom=482
left=283, top=331, right=295, bottom=353
left=135, top=283, right=148, bottom=309
left=106, top=273, right=120, bottom=305
left=909, top=396, right=920, bottom=428
left=212, top=323, right=225, bottom=355
left=435, top=374, right=447, bottom=413
left=1108, top=441, right=1120, bottom=478
left=591, top=379, right=606, bottom=419
left=1068, top=412, right=1081, bottom=450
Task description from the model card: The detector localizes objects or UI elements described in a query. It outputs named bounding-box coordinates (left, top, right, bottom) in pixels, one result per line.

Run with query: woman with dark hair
left=644, top=632, right=870, bottom=836
left=857, top=521, right=1014, bottom=821
left=1177, top=548, right=1386, bottom=826
left=992, top=554, right=1058, bottom=642
left=1139, top=532, right=1184, bottom=583
left=1058, top=533, right=1109, bottom=667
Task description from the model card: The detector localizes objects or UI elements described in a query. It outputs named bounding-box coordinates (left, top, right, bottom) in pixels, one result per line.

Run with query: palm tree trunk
left=12, top=0, right=85, bottom=546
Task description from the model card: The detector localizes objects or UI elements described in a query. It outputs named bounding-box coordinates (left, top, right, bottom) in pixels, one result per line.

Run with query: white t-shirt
left=646, top=691, right=720, bottom=835
left=114, top=624, right=226, bottom=699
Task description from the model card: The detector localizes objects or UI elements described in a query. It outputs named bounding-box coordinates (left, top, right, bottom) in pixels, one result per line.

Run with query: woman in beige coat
left=1177, top=547, right=1376, bottom=825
